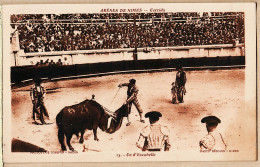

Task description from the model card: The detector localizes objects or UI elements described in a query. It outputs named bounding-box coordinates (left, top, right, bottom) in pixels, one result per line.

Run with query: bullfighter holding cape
left=30, top=78, right=50, bottom=124
left=118, top=78, right=145, bottom=126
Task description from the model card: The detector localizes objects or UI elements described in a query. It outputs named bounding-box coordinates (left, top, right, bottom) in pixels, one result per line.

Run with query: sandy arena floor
left=10, top=69, right=255, bottom=160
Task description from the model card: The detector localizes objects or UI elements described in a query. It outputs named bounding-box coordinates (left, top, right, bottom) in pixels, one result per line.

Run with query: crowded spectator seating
left=10, top=12, right=244, bottom=53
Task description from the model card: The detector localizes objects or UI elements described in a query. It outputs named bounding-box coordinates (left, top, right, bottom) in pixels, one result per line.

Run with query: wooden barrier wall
left=11, top=56, right=245, bottom=84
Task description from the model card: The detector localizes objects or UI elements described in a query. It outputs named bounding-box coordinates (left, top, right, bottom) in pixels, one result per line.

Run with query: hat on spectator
left=176, top=65, right=183, bottom=70
left=145, top=111, right=162, bottom=119
left=33, top=77, right=42, bottom=85
left=201, top=116, right=221, bottom=124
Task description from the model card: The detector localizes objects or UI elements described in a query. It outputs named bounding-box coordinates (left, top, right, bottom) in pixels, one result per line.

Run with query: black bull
left=56, top=99, right=127, bottom=151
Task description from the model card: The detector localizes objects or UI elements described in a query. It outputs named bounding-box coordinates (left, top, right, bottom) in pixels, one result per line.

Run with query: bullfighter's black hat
left=176, top=64, right=183, bottom=70
left=201, top=116, right=221, bottom=124
left=33, top=77, right=42, bottom=84
left=145, top=111, right=162, bottom=119
left=129, top=78, right=136, bottom=84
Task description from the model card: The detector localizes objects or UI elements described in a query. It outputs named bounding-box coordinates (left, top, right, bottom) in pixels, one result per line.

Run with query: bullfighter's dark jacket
left=175, top=71, right=187, bottom=87
left=121, top=83, right=139, bottom=103
left=30, top=84, right=46, bottom=102
left=120, top=83, right=143, bottom=114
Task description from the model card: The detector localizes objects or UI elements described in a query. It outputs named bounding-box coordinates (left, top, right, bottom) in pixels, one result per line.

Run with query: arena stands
left=10, top=12, right=244, bottom=53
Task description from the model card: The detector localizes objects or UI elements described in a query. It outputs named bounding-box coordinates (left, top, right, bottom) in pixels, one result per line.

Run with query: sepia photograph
left=2, top=3, right=257, bottom=164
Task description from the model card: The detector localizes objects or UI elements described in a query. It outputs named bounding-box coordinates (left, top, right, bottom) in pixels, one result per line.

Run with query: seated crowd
left=10, top=12, right=244, bottom=53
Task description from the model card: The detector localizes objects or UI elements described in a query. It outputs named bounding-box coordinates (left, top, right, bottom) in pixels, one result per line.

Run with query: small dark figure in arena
left=56, top=59, right=63, bottom=66
left=136, top=111, right=171, bottom=151
left=39, top=60, right=44, bottom=66
left=30, top=78, right=49, bottom=124
left=199, top=116, right=227, bottom=151
left=118, top=79, right=145, bottom=126
left=49, top=60, right=55, bottom=66
left=174, top=65, right=187, bottom=103
left=171, top=82, right=179, bottom=104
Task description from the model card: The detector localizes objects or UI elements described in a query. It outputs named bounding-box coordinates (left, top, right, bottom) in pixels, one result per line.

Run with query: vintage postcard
left=0, top=5, right=2, bottom=165
left=2, top=3, right=257, bottom=164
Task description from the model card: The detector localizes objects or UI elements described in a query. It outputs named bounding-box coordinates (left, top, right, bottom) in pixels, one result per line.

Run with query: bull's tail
left=56, top=111, right=67, bottom=151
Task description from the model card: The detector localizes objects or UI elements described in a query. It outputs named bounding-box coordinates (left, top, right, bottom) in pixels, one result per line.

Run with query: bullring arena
left=11, top=68, right=252, bottom=156
left=4, top=9, right=256, bottom=162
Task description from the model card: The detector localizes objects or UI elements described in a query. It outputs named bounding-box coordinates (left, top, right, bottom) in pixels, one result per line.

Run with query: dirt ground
left=10, top=68, right=255, bottom=160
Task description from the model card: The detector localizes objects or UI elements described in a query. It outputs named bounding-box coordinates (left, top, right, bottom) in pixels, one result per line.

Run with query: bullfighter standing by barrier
left=30, top=78, right=49, bottom=124
left=136, top=111, right=171, bottom=151
left=118, top=79, right=145, bottom=126
left=174, top=65, right=187, bottom=103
